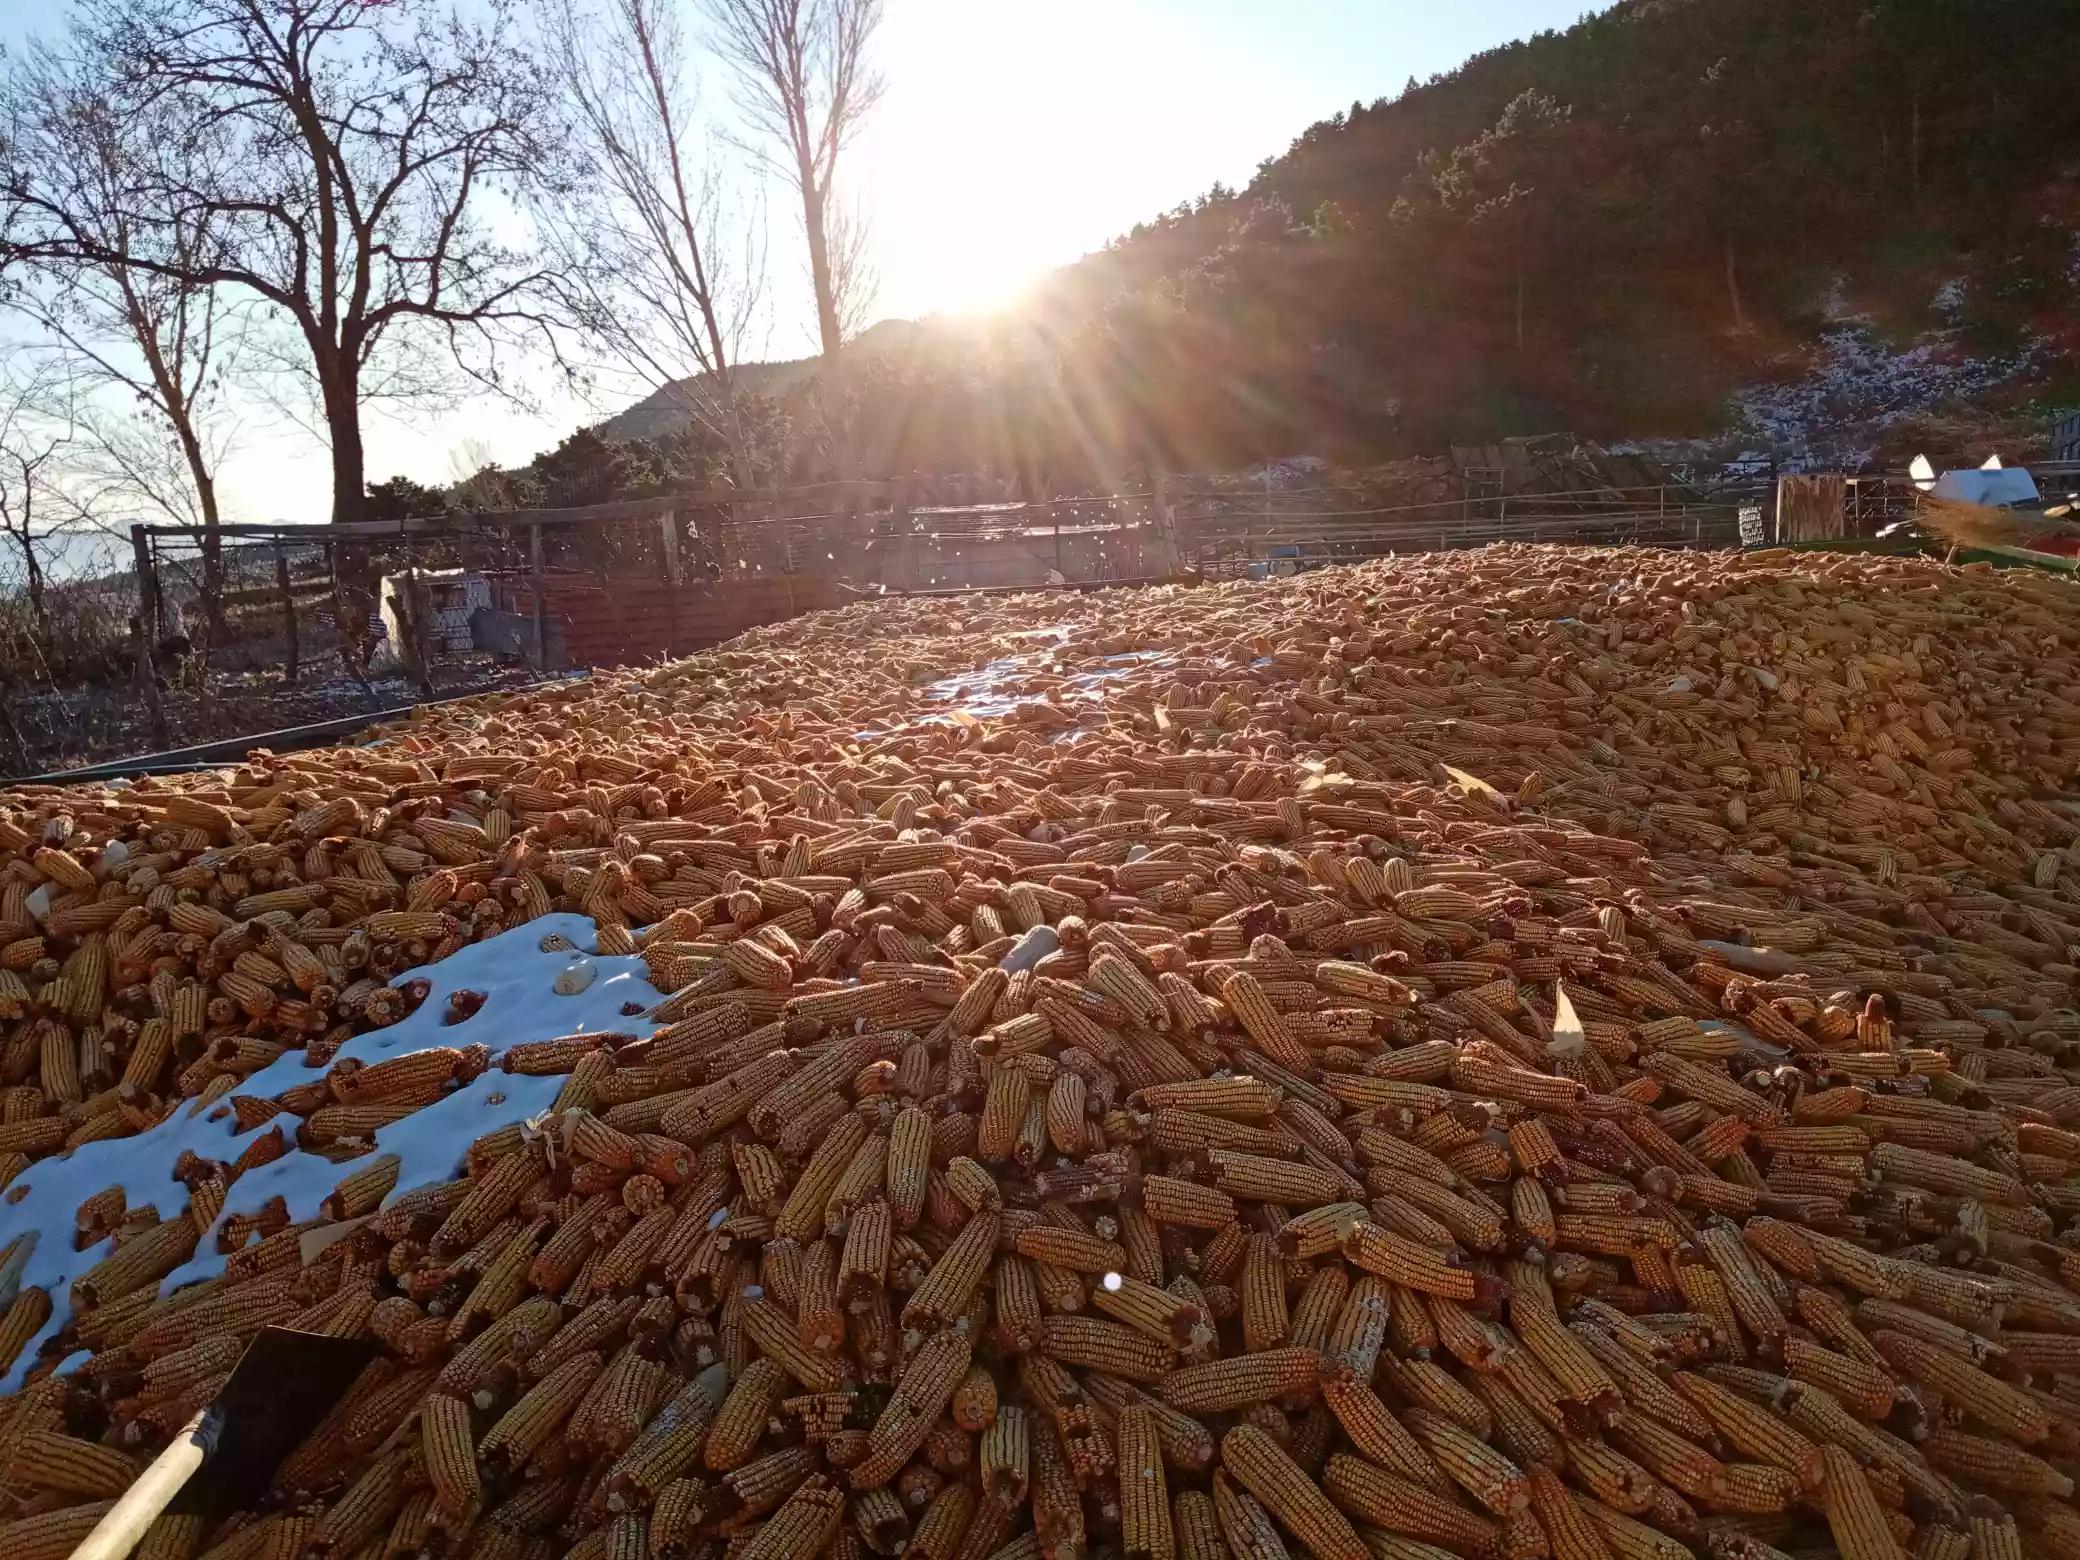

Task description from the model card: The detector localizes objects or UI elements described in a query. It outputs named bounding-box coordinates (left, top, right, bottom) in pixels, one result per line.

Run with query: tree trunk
left=714, top=381, right=755, bottom=494
left=23, top=548, right=49, bottom=653
left=800, top=177, right=842, bottom=362
left=800, top=173, right=855, bottom=481
left=321, top=358, right=367, bottom=526
left=175, top=422, right=228, bottom=646
left=1514, top=272, right=1526, bottom=353
left=1725, top=239, right=1748, bottom=334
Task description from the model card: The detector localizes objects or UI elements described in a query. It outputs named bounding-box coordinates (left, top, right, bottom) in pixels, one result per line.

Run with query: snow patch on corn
left=0, top=912, right=665, bottom=1393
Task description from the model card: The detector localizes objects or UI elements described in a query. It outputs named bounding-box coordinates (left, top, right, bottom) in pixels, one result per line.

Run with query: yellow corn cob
left=1169, top=1488, right=1223, bottom=1560
left=419, top=1392, right=480, bottom=1517
left=1209, top=1470, right=1292, bottom=1560
left=4, top=1428, right=144, bottom=1498
left=306, top=1445, right=411, bottom=1557
left=854, top=1485, right=911, bottom=1554
left=1703, top=1461, right=1799, bottom=1515
left=1520, top=1464, right=1608, bottom=1560
left=1226, top=1425, right=1367, bottom=1560
left=0, top=1286, right=54, bottom=1372
left=1401, top=1405, right=1529, bottom=1516
left=1280, top=1263, right=1349, bottom=1355
left=887, top=1104, right=932, bottom=1229
left=1666, top=1370, right=1815, bottom=1476
left=132, top=1514, right=206, bottom=1560
left=1913, top=1527, right=1972, bottom=1560
left=1507, top=1275, right=1616, bottom=1408
left=977, top=1067, right=1033, bottom=1163
left=1322, top=1379, right=1446, bottom=1489
left=737, top=1473, right=845, bottom=1560
left=603, top=1363, right=730, bottom=1510
left=1153, top=1344, right=1318, bottom=1413
left=1321, top=1451, right=1503, bottom=1556
left=1134, top=1077, right=1282, bottom=1119
left=1209, top=1149, right=1343, bottom=1207
left=1016, top=1223, right=1126, bottom=1274
left=1041, top=1314, right=1174, bottom=1384
left=735, top=1295, right=843, bottom=1390
left=477, top=1352, right=603, bottom=1473
left=1817, top=1445, right=1903, bottom=1560
left=852, top=1322, right=975, bottom=1488
left=0, top=1499, right=119, bottom=1560
left=706, top=1357, right=788, bottom=1472
left=71, top=1216, right=201, bottom=1310
left=769, top=1111, right=869, bottom=1240
left=976, top=1400, right=1029, bottom=1507
left=1089, top=952, right=1168, bottom=1034
left=1340, top=1224, right=1476, bottom=1299
left=1579, top=1498, right=1693, bottom=1560
left=1118, top=1404, right=1174, bottom=1560
left=1080, top=1276, right=1202, bottom=1360
left=1240, top=1234, right=1291, bottom=1354
left=1032, top=1412, right=1086, bottom=1559
left=1921, top=1424, right=2072, bottom=1497
left=1872, top=1328, right=2048, bottom=1443
left=904, top=1210, right=1001, bottom=1332
left=1564, top=1434, right=1659, bottom=1515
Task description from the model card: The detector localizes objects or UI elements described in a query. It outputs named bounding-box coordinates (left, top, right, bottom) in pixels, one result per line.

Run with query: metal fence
left=1171, top=478, right=1770, bottom=578
left=4, top=466, right=1795, bottom=777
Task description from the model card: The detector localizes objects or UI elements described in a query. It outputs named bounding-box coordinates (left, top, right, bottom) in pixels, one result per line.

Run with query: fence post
left=129, top=618, right=170, bottom=753
left=529, top=521, right=548, bottom=671
left=1151, top=471, right=1174, bottom=578
left=659, top=508, right=682, bottom=586
left=129, top=525, right=171, bottom=751
left=131, top=524, right=165, bottom=642
left=1053, top=497, right=1064, bottom=580
left=658, top=508, right=683, bottom=656
left=275, top=541, right=298, bottom=683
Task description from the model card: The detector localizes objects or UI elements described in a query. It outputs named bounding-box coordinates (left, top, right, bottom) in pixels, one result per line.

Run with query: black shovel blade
left=168, top=1327, right=380, bottom=1520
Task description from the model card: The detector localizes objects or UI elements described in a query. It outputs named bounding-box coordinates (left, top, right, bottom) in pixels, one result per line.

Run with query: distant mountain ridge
left=594, top=0, right=2080, bottom=474
left=598, top=319, right=927, bottom=443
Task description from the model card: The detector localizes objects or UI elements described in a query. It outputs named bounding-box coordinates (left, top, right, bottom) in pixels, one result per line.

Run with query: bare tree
left=2, top=40, right=243, bottom=639
left=826, top=190, right=877, bottom=347
left=0, top=366, right=76, bottom=650
left=0, top=0, right=569, bottom=527
left=698, top=0, right=882, bottom=362
left=542, top=0, right=762, bottom=485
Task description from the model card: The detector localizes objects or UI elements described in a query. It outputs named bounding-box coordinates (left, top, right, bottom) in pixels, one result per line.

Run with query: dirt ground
left=4, top=652, right=542, bottom=779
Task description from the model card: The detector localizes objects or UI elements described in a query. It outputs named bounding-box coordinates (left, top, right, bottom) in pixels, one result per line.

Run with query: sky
left=2, top=0, right=1594, bottom=523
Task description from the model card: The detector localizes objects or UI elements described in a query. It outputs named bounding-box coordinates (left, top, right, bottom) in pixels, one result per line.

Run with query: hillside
left=582, top=0, right=2080, bottom=487
left=598, top=319, right=928, bottom=443
left=1046, top=0, right=2080, bottom=465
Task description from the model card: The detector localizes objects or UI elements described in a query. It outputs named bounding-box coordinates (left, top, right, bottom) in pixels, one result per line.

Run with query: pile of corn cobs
left=4, top=544, right=2080, bottom=1560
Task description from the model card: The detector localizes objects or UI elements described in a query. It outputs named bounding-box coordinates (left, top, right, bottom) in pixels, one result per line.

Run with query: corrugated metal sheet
left=492, top=572, right=845, bottom=669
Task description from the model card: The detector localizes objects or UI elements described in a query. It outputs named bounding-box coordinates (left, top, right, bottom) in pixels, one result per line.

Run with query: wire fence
left=0, top=525, right=149, bottom=776
left=0, top=467, right=1793, bottom=778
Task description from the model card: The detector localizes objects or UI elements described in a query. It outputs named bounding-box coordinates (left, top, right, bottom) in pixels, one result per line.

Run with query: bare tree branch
left=696, top=0, right=881, bottom=361
left=825, top=188, right=876, bottom=346
left=1, top=36, right=248, bottom=632
left=0, top=362, right=87, bottom=652
left=0, top=0, right=573, bottom=525
left=538, top=0, right=765, bottom=485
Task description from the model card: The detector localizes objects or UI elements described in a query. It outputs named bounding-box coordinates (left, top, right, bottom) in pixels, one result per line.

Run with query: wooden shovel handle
left=68, top=1405, right=224, bottom=1560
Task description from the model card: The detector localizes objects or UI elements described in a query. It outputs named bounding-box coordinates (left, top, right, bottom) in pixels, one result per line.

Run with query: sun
left=848, top=3, right=1157, bottom=324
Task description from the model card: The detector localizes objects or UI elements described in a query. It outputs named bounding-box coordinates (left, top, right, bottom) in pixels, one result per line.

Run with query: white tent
left=1929, top=465, right=2039, bottom=507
